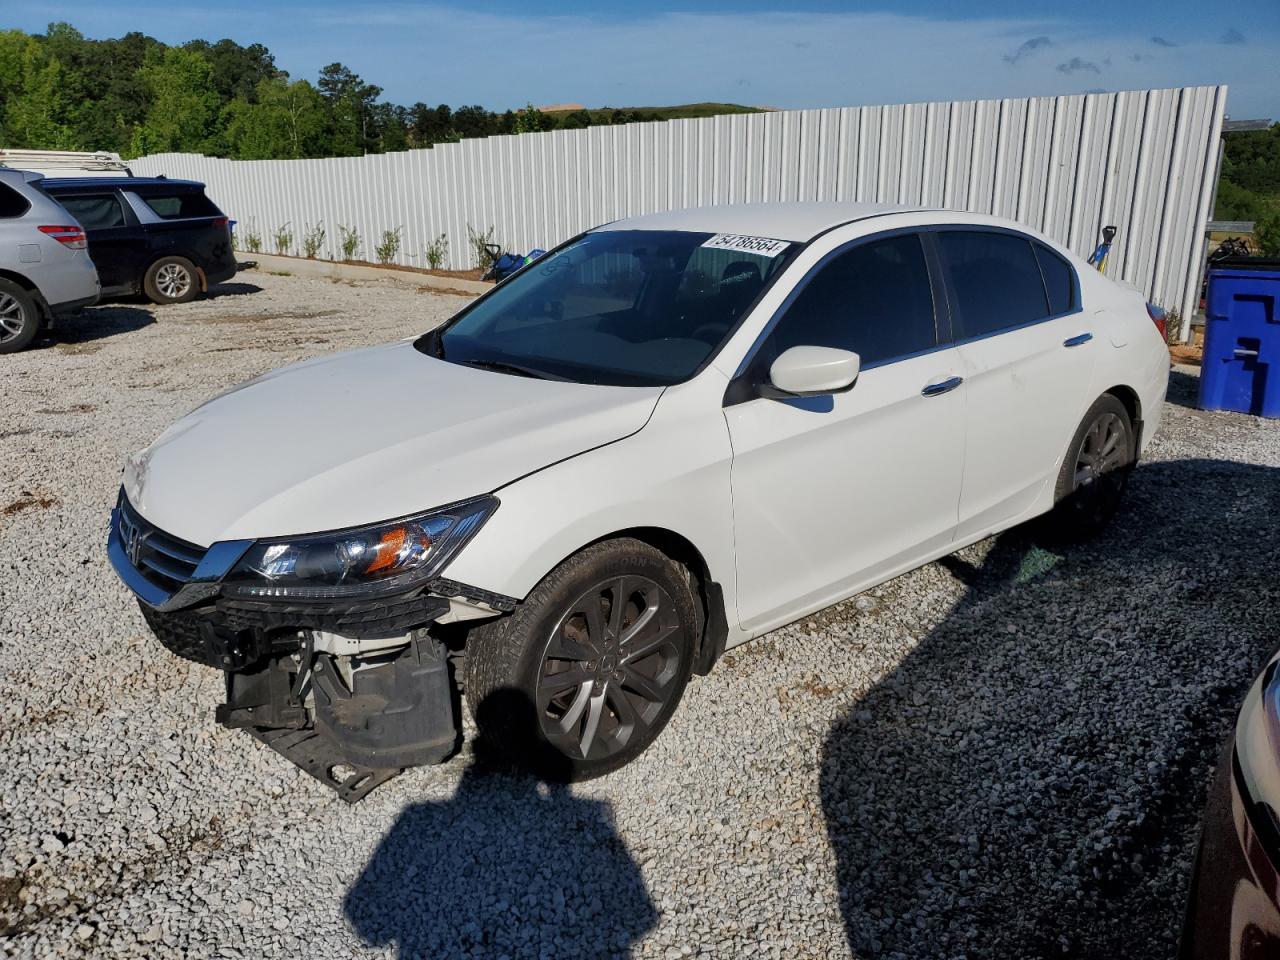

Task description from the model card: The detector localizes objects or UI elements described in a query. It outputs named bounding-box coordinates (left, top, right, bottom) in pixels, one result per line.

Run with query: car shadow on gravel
left=820, top=458, right=1280, bottom=960
left=205, top=282, right=263, bottom=298
left=344, top=693, right=657, bottom=959
left=38, top=305, right=154, bottom=350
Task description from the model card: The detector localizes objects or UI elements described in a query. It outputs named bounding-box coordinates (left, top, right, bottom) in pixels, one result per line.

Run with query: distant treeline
left=1216, top=123, right=1280, bottom=254
left=0, top=23, right=754, bottom=161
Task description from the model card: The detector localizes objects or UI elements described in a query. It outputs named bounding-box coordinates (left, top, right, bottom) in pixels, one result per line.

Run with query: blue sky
left=16, top=0, right=1280, bottom=119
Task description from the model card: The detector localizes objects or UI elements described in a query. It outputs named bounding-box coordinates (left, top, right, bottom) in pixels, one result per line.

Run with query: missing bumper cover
left=216, top=631, right=460, bottom=801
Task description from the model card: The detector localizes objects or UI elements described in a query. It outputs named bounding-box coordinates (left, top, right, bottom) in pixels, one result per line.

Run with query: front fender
left=443, top=375, right=741, bottom=642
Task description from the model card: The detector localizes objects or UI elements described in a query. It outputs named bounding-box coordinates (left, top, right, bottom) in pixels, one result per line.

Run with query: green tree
left=129, top=46, right=220, bottom=156
left=223, top=77, right=328, bottom=159
left=512, top=103, right=553, bottom=134
left=558, top=109, right=595, bottom=130
left=1255, top=213, right=1280, bottom=257
left=184, top=38, right=279, bottom=103
left=452, top=104, right=496, bottom=139
left=317, top=62, right=381, bottom=155
left=0, top=33, right=78, bottom=149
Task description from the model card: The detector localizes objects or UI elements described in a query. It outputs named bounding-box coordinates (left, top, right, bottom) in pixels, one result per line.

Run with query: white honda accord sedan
left=109, top=202, right=1170, bottom=796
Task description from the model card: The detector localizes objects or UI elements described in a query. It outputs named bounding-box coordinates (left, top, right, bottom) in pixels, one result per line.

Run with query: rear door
left=129, top=189, right=234, bottom=277
left=53, top=190, right=144, bottom=292
left=937, top=229, right=1097, bottom=539
left=725, top=230, right=966, bottom=634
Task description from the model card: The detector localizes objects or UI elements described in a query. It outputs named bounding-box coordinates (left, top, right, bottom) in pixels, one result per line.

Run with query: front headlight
left=223, top=496, right=498, bottom=600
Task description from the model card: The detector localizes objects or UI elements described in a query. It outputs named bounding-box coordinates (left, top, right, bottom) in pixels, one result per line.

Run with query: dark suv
left=42, top=177, right=236, bottom=304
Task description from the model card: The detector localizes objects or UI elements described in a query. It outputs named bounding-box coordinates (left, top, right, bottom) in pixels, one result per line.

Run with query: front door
left=725, top=231, right=966, bottom=635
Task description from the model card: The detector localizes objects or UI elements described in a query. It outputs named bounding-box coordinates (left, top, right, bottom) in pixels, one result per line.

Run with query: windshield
left=423, top=230, right=794, bottom=386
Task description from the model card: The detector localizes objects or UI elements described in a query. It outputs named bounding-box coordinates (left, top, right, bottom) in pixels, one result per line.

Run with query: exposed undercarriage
left=140, top=582, right=515, bottom=801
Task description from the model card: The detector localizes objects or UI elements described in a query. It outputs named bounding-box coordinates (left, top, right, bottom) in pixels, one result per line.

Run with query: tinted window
left=138, top=191, right=220, bottom=219
left=0, top=182, right=30, bottom=218
left=938, top=230, right=1049, bottom=338
left=1034, top=242, right=1076, bottom=315
left=57, top=194, right=126, bottom=229
left=763, top=233, right=936, bottom=367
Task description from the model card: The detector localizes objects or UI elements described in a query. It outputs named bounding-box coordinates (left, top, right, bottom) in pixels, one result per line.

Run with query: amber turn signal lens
left=364, top=526, right=418, bottom=575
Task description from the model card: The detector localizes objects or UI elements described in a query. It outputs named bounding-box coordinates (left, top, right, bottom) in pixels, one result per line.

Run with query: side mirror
left=767, top=346, right=861, bottom=397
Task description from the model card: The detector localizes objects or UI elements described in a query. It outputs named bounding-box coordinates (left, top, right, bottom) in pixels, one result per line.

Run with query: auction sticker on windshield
left=701, top=234, right=789, bottom=257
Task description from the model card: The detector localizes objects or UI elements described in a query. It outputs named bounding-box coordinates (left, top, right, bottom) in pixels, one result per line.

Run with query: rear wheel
left=1045, top=394, right=1135, bottom=541
left=143, top=256, right=198, bottom=304
left=464, top=538, right=697, bottom=781
left=0, top=279, right=41, bottom=354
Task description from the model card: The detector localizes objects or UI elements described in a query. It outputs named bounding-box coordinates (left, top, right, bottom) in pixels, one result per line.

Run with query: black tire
left=1044, top=393, right=1135, bottom=542
left=464, top=538, right=697, bottom=781
left=143, top=256, right=199, bottom=304
left=0, top=279, right=42, bottom=354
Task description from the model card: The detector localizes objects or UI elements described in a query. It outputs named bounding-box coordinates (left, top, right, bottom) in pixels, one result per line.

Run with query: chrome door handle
left=921, top=375, right=964, bottom=397
left=1063, top=333, right=1093, bottom=347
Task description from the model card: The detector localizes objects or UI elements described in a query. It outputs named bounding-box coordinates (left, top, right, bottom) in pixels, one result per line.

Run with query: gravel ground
left=2, top=272, right=1278, bottom=959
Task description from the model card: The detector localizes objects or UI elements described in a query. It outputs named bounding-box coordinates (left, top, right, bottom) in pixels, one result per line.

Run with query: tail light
left=1146, top=302, right=1168, bottom=340
left=38, top=225, right=87, bottom=250
left=212, top=217, right=229, bottom=229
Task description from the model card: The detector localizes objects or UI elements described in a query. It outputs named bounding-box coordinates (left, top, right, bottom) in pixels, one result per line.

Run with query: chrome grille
left=116, top=497, right=206, bottom=593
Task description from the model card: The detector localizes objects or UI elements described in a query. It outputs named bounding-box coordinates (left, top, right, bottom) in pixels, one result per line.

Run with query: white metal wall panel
left=131, top=84, right=1225, bottom=319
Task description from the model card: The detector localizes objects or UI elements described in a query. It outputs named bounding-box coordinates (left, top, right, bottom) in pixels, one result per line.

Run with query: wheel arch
left=1102, top=384, right=1143, bottom=451
left=0, top=269, right=50, bottom=318
left=597, top=526, right=728, bottom=676
left=471, top=524, right=730, bottom=677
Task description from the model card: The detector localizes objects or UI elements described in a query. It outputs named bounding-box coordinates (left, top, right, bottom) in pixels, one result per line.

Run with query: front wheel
left=463, top=538, right=697, bottom=781
left=143, top=256, right=199, bottom=304
left=1045, top=393, right=1135, bottom=541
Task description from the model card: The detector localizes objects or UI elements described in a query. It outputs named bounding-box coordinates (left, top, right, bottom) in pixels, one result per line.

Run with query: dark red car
left=1182, top=653, right=1280, bottom=957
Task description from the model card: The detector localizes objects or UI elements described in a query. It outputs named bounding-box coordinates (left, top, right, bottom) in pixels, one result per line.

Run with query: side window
left=139, top=192, right=220, bottom=219
left=0, top=182, right=30, bottom=218
left=1033, top=242, right=1076, bottom=315
left=764, top=233, right=936, bottom=367
left=938, top=230, right=1050, bottom=338
left=56, top=194, right=126, bottom=229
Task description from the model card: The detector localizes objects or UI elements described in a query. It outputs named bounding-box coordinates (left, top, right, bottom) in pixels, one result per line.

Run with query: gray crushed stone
left=2, top=273, right=1278, bottom=958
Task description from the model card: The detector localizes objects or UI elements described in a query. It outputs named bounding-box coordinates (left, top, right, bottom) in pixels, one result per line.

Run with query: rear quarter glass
left=0, top=182, right=32, bottom=218
left=141, top=192, right=221, bottom=219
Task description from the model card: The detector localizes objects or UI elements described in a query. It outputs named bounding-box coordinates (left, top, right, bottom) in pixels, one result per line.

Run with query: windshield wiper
left=456, top=358, right=561, bottom=380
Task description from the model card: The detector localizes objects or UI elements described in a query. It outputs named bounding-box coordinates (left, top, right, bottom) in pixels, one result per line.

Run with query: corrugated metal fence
left=132, top=84, right=1226, bottom=329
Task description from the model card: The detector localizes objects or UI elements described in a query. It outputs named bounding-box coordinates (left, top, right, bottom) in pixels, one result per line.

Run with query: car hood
left=123, top=340, right=662, bottom=546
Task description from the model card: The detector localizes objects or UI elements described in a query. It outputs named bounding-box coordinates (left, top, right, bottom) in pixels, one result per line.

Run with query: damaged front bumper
left=107, top=493, right=516, bottom=801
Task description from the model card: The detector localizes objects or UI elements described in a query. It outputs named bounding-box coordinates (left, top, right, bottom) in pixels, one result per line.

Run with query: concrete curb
left=243, top=253, right=491, bottom=296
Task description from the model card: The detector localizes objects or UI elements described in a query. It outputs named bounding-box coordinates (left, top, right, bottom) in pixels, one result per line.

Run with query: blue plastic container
left=1199, top=260, right=1280, bottom=418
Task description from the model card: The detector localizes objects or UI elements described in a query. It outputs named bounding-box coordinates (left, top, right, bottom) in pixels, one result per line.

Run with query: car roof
left=41, top=177, right=205, bottom=191
left=593, top=201, right=935, bottom=243
left=0, top=167, right=48, bottom=185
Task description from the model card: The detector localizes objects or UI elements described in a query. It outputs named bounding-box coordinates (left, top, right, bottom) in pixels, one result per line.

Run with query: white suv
left=0, top=168, right=100, bottom=353
left=108, top=203, right=1170, bottom=798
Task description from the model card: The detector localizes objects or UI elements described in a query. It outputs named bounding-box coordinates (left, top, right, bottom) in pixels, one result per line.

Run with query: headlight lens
left=224, top=496, right=497, bottom=599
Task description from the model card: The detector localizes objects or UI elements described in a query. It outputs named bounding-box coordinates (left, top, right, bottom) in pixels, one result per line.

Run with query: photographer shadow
left=344, top=690, right=657, bottom=959
left=820, top=457, right=1280, bottom=958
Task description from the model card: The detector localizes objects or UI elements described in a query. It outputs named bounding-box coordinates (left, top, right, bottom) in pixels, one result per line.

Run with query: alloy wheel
left=155, top=263, right=193, bottom=300
left=1069, top=411, right=1129, bottom=523
left=0, top=292, right=27, bottom=343
left=536, top=575, right=684, bottom=762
